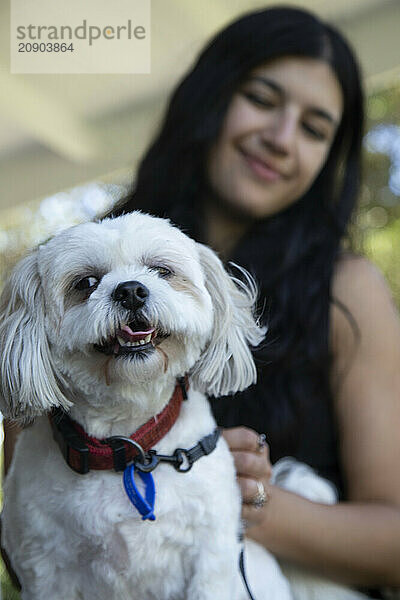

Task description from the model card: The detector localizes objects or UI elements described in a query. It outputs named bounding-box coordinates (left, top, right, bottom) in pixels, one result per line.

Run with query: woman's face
left=207, top=56, right=343, bottom=219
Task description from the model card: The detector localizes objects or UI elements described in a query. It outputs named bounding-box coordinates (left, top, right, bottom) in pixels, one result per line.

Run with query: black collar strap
left=130, top=428, right=221, bottom=474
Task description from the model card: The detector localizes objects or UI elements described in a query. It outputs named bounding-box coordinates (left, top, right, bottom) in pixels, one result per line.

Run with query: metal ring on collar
left=105, top=436, right=149, bottom=466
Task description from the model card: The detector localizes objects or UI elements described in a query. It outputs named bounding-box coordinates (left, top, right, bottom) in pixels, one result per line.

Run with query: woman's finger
left=223, top=426, right=267, bottom=453
left=231, top=450, right=272, bottom=480
left=238, top=475, right=265, bottom=504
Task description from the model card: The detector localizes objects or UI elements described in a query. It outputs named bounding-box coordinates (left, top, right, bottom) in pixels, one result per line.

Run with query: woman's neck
left=203, top=201, right=251, bottom=260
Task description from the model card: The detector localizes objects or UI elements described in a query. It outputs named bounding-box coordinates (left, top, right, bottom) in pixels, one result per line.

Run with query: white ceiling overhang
left=0, top=0, right=399, bottom=210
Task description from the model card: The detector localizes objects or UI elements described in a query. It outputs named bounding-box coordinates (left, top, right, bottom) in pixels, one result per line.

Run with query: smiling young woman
left=108, top=7, right=400, bottom=596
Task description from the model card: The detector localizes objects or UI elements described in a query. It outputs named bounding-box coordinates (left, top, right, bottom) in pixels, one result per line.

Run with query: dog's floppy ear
left=191, top=243, right=266, bottom=397
left=0, top=251, right=71, bottom=423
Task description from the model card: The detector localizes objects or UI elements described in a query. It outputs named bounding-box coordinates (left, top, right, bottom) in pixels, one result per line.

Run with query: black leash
left=239, top=547, right=257, bottom=600
left=239, top=533, right=257, bottom=600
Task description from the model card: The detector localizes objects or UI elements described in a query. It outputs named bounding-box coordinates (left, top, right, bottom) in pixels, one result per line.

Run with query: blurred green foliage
left=354, top=82, right=400, bottom=306
left=1, top=567, right=20, bottom=600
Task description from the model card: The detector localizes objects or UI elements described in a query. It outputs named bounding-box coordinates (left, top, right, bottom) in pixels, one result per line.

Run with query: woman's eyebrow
left=248, top=75, right=339, bottom=126
left=307, top=107, right=338, bottom=126
left=249, top=75, right=283, bottom=97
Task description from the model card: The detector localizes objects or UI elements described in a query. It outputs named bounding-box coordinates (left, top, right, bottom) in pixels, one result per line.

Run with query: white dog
left=0, top=212, right=369, bottom=600
left=0, top=211, right=293, bottom=600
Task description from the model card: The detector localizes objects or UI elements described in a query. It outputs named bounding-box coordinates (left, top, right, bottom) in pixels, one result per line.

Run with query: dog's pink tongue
left=119, top=324, right=155, bottom=342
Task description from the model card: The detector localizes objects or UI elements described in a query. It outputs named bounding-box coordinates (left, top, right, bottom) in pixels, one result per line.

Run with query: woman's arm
left=226, top=256, right=400, bottom=587
left=246, top=480, right=400, bottom=586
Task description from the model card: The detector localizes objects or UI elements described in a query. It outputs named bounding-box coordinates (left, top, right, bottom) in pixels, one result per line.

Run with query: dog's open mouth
left=95, top=320, right=168, bottom=358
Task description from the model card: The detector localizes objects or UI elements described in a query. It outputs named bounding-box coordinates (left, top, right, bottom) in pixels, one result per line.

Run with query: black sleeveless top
left=209, top=377, right=345, bottom=499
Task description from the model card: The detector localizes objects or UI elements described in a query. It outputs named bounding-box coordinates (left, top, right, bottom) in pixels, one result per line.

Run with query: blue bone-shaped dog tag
left=123, top=463, right=156, bottom=521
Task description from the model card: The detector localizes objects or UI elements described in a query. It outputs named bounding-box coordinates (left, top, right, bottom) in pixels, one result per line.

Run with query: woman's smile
left=239, top=148, right=286, bottom=182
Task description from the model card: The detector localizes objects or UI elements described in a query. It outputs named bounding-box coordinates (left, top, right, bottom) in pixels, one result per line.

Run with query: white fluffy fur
left=0, top=212, right=368, bottom=600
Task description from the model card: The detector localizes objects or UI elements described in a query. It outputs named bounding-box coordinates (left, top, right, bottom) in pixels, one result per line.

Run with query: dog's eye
left=75, top=276, right=99, bottom=291
left=150, top=266, right=173, bottom=278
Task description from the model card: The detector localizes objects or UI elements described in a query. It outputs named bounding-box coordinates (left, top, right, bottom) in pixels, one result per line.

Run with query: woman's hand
left=222, top=426, right=272, bottom=526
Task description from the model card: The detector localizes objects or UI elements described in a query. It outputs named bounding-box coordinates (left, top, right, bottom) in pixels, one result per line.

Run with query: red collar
left=49, top=378, right=188, bottom=474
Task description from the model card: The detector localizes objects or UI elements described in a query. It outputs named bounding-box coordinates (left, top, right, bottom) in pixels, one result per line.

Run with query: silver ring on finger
left=257, top=433, right=267, bottom=453
left=251, top=480, right=268, bottom=509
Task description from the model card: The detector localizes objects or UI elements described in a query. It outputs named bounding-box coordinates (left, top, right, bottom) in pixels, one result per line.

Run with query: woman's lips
left=241, top=150, right=283, bottom=182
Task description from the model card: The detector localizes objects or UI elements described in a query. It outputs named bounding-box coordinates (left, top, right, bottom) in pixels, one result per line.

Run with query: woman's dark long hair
left=111, top=7, right=364, bottom=474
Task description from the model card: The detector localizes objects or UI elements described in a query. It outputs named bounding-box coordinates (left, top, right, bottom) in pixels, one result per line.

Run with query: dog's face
left=0, top=212, right=264, bottom=421
left=40, top=212, right=215, bottom=389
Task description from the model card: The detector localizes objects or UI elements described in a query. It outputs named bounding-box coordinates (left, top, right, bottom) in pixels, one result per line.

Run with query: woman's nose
left=261, top=109, right=297, bottom=156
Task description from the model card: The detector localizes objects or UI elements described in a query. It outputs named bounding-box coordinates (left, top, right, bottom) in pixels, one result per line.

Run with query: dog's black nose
left=112, top=281, right=149, bottom=310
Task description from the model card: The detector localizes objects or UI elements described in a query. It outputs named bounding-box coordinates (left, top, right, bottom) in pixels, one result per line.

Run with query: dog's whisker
left=103, top=356, right=113, bottom=386
left=56, top=315, right=63, bottom=337
left=155, top=345, right=169, bottom=373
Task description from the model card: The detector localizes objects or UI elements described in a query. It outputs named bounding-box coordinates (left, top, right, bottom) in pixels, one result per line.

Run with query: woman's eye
left=302, top=123, right=326, bottom=141
left=75, top=276, right=99, bottom=291
left=151, top=266, right=173, bottom=278
left=243, top=91, right=276, bottom=109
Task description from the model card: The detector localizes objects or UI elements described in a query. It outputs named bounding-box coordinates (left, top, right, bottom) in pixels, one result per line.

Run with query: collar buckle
left=51, top=410, right=90, bottom=475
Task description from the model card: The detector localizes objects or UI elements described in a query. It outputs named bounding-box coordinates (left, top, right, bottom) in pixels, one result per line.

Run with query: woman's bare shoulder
left=329, top=251, right=400, bottom=397
left=332, top=252, right=390, bottom=302
left=330, top=253, right=397, bottom=353
left=329, top=254, right=400, bottom=503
